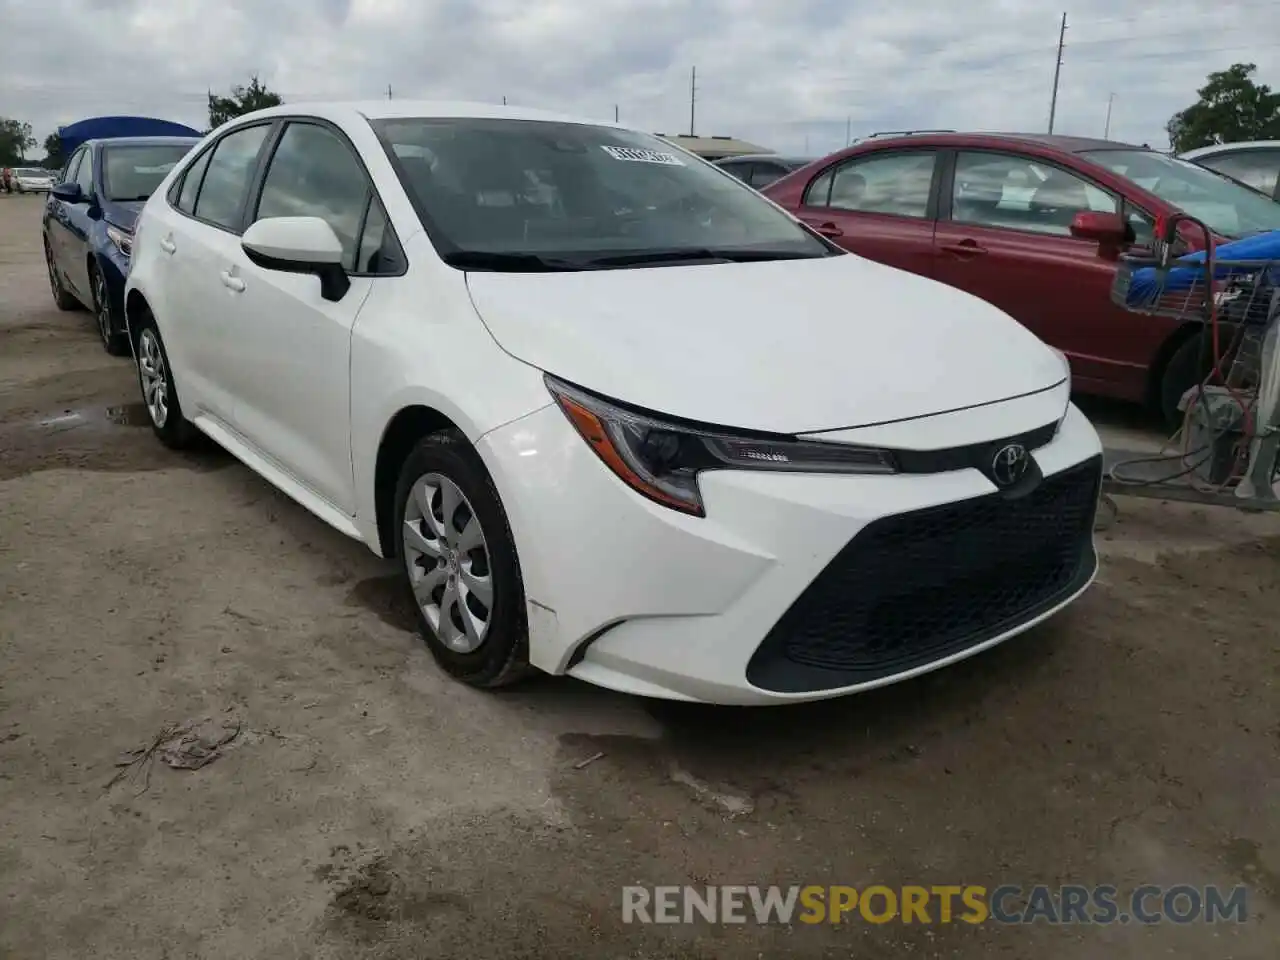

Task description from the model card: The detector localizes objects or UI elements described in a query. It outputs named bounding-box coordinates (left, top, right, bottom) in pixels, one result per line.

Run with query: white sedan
left=123, top=101, right=1103, bottom=705
left=13, top=167, right=54, bottom=193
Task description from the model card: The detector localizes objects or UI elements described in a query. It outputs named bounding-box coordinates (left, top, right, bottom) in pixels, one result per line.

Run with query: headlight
left=545, top=375, right=896, bottom=516
left=106, top=224, right=133, bottom=258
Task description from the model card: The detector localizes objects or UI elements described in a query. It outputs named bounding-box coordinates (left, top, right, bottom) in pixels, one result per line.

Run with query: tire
left=44, top=238, right=80, bottom=311
left=1159, top=332, right=1212, bottom=429
left=133, top=313, right=198, bottom=449
left=393, top=430, right=531, bottom=688
left=90, top=262, right=130, bottom=356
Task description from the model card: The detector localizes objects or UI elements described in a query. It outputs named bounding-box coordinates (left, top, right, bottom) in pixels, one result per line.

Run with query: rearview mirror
left=1069, top=210, right=1129, bottom=246
left=51, top=182, right=82, bottom=203
left=241, top=216, right=350, bottom=302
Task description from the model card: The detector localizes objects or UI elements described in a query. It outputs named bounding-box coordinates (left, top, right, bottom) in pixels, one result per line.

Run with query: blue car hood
left=101, top=199, right=146, bottom=232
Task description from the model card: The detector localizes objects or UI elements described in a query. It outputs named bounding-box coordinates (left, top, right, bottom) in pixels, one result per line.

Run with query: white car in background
left=13, top=167, right=54, bottom=193
left=1180, top=141, right=1280, bottom=202
left=123, top=101, right=1103, bottom=705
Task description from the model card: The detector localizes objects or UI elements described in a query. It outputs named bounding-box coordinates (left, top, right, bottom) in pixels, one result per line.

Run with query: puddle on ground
left=344, top=575, right=416, bottom=633
left=24, top=403, right=150, bottom=433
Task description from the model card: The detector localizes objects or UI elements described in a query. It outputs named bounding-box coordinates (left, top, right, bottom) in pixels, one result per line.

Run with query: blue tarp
left=57, top=116, right=202, bottom=157
left=1125, top=229, right=1280, bottom=304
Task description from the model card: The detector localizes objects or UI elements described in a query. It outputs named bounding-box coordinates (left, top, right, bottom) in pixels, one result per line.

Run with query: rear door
left=165, top=122, right=274, bottom=422
left=931, top=149, right=1151, bottom=396
left=790, top=149, right=940, bottom=277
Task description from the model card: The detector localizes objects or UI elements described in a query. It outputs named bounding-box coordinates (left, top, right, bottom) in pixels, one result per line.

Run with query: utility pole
left=1047, top=12, right=1067, bottom=134
left=1104, top=92, right=1115, bottom=139
left=502, top=95, right=507, bottom=105
left=614, top=104, right=619, bottom=123
left=845, top=116, right=851, bottom=147
left=386, top=84, right=392, bottom=100
left=689, top=66, right=697, bottom=137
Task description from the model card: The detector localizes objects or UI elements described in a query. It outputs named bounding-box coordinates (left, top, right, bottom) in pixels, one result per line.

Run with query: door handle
left=159, top=237, right=176, bottom=254
left=808, top=221, right=844, bottom=238
left=220, top=271, right=246, bottom=292
left=939, top=240, right=987, bottom=258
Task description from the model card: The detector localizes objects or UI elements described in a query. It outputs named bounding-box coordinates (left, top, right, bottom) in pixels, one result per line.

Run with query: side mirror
left=51, top=182, right=82, bottom=203
left=1069, top=210, right=1129, bottom=246
left=241, top=216, right=351, bottom=302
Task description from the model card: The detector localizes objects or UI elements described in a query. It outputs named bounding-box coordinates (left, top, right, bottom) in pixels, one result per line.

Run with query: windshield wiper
left=580, top=248, right=829, bottom=267
left=442, top=251, right=587, bottom=272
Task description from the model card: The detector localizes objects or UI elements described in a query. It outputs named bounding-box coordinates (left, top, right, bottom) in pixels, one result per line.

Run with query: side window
left=717, top=161, right=750, bottom=183
left=175, top=149, right=213, bottom=214
left=1125, top=204, right=1155, bottom=247
left=815, top=152, right=937, bottom=218
left=74, top=149, right=95, bottom=195
left=354, top=197, right=403, bottom=275
left=1198, top=151, right=1280, bottom=198
left=61, top=149, right=83, bottom=185
left=254, top=122, right=371, bottom=271
left=750, top=164, right=787, bottom=188
left=193, top=124, right=270, bottom=231
left=804, top=167, right=834, bottom=206
left=951, top=151, right=1117, bottom=236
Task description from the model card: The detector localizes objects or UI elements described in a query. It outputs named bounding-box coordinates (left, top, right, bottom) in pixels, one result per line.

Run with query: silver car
left=13, top=167, right=55, bottom=193
left=1179, top=141, right=1280, bottom=202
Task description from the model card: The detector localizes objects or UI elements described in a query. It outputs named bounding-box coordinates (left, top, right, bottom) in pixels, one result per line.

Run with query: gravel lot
left=1, top=192, right=1277, bottom=959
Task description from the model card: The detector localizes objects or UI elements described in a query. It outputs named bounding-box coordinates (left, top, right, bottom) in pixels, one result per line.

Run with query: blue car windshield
left=102, top=144, right=195, bottom=202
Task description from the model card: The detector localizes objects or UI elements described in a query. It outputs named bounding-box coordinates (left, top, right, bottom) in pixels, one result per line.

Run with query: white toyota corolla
left=124, top=101, right=1103, bottom=705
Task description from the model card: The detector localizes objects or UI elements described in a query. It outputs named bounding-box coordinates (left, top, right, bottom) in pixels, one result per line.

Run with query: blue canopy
left=57, top=116, right=203, bottom=157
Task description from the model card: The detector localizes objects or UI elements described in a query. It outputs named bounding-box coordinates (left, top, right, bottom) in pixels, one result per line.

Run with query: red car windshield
left=1084, top=149, right=1280, bottom=238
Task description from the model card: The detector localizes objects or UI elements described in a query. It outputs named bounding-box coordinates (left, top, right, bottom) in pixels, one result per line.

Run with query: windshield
left=1084, top=149, right=1280, bottom=237
left=370, top=118, right=833, bottom=269
left=16, top=168, right=47, bottom=177
left=102, top=144, right=195, bottom=201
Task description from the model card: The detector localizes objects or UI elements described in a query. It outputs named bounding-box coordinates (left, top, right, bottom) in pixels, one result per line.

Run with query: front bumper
left=478, top=399, right=1102, bottom=705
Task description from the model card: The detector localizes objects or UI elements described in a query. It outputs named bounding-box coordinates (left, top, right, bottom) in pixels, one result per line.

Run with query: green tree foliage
left=207, top=75, right=283, bottom=130
left=42, top=133, right=64, bottom=170
left=0, top=117, right=37, bottom=165
left=1167, top=63, right=1280, bottom=154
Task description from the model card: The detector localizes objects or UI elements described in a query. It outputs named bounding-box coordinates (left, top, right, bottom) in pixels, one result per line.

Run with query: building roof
left=654, top=134, right=772, bottom=158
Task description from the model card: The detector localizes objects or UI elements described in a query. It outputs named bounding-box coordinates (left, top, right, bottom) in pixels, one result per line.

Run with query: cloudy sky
left=3, top=0, right=1279, bottom=157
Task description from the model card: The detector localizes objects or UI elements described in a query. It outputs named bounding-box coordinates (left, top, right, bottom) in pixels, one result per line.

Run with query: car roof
left=717, top=154, right=811, bottom=165
left=225, top=100, right=617, bottom=130
left=852, top=131, right=1147, bottom=154
left=1181, top=140, right=1280, bottom=159
left=86, top=136, right=202, bottom=148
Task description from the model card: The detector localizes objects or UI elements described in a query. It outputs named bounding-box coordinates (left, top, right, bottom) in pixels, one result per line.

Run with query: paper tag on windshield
left=600, top=145, right=684, bottom=166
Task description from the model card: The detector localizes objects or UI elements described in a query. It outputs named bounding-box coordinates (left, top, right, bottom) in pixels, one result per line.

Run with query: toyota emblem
left=991, top=443, right=1029, bottom=487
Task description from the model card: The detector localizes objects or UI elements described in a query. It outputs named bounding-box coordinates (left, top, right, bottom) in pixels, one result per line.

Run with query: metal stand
left=1101, top=445, right=1280, bottom=511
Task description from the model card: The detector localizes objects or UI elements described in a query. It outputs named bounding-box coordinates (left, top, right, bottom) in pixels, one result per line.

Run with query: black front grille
left=747, top=456, right=1101, bottom=693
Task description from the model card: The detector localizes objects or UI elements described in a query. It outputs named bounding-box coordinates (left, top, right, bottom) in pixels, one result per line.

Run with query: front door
left=931, top=150, right=1154, bottom=398
left=790, top=149, right=940, bottom=278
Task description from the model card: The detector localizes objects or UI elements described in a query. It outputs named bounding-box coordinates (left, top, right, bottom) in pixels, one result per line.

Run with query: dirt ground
left=1, top=191, right=1277, bottom=960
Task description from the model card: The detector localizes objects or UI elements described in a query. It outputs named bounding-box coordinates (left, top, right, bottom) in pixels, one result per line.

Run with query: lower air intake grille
left=746, top=456, right=1101, bottom=693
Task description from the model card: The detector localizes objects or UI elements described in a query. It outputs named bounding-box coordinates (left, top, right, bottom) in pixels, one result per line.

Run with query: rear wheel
left=1159, top=332, right=1212, bottom=430
left=90, top=262, right=130, bottom=356
left=134, top=315, right=197, bottom=449
left=394, top=430, right=531, bottom=688
left=45, top=238, right=79, bottom=311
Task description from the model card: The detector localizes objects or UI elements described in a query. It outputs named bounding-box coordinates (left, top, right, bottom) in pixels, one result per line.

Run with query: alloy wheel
left=402, top=473, right=494, bottom=654
left=93, top=270, right=111, bottom=345
left=137, top=329, right=169, bottom=428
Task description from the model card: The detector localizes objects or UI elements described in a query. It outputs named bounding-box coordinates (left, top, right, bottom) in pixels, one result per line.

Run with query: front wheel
left=394, top=431, right=531, bottom=688
left=134, top=316, right=197, bottom=449
left=90, top=263, right=130, bottom=356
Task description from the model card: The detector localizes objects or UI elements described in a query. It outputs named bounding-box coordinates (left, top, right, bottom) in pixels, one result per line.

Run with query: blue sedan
left=43, top=136, right=199, bottom=354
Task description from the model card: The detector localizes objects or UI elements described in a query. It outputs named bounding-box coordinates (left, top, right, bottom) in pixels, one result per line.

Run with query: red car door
left=781, top=149, right=941, bottom=278
left=931, top=149, right=1163, bottom=401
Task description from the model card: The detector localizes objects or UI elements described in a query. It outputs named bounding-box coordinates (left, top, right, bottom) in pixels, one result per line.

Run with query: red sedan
left=763, top=133, right=1280, bottom=424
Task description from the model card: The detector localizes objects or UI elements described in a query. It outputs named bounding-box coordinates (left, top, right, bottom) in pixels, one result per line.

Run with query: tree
left=207, top=75, right=283, bottom=130
left=0, top=117, right=36, bottom=165
left=42, top=133, right=64, bottom=170
left=1167, top=63, right=1280, bottom=154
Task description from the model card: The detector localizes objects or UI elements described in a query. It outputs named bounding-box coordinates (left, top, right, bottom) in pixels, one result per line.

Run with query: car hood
left=464, top=254, right=1067, bottom=434
left=102, top=199, right=145, bottom=231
